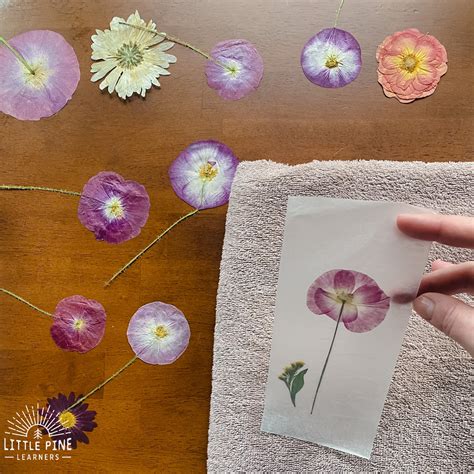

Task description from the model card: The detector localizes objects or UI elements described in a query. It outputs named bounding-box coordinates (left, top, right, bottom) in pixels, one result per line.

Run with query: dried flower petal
left=376, top=28, right=448, bottom=103
left=50, top=296, right=106, bottom=353
left=40, top=392, right=97, bottom=449
left=91, top=11, right=176, bottom=99
left=78, top=171, right=150, bottom=244
left=169, top=140, right=239, bottom=209
left=127, top=302, right=190, bottom=365
left=0, top=30, right=80, bottom=120
left=301, top=28, right=361, bottom=88
left=307, top=269, right=390, bottom=332
left=205, top=39, right=263, bottom=100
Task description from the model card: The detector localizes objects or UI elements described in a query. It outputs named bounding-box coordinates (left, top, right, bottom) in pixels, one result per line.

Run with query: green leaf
left=290, top=368, right=308, bottom=407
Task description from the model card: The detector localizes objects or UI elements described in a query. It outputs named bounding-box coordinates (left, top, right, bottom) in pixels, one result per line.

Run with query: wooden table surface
left=0, top=0, right=472, bottom=472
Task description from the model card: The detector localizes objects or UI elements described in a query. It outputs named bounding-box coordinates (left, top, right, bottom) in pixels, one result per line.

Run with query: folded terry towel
left=208, top=160, right=472, bottom=472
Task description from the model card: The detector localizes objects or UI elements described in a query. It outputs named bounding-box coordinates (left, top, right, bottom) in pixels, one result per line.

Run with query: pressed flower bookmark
left=40, top=302, right=190, bottom=449
left=261, top=197, right=433, bottom=459
left=0, top=288, right=106, bottom=353
left=91, top=11, right=263, bottom=100
left=105, top=140, right=239, bottom=286
left=1, top=171, right=150, bottom=244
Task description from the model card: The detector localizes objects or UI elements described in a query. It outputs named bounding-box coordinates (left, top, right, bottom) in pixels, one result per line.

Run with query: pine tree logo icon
left=33, top=428, right=43, bottom=440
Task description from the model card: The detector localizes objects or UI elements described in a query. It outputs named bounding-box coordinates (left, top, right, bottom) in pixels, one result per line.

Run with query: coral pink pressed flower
left=376, top=28, right=447, bottom=103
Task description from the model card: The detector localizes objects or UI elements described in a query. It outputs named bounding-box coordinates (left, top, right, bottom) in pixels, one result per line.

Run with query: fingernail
left=414, top=296, right=435, bottom=320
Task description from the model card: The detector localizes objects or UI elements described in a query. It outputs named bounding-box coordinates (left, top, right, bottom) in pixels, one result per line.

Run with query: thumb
left=413, top=292, right=474, bottom=357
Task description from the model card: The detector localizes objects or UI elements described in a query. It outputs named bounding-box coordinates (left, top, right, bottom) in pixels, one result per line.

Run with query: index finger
left=397, top=214, right=474, bottom=249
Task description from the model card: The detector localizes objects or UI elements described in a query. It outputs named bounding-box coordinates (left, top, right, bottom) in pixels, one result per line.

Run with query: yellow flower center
left=23, top=62, right=50, bottom=89
left=335, top=291, right=354, bottom=305
left=58, top=411, right=76, bottom=429
left=199, top=163, right=218, bottom=182
left=117, top=42, right=144, bottom=69
left=155, top=325, right=168, bottom=339
left=325, top=54, right=341, bottom=69
left=104, top=196, right=125, bottom=220
left=226, top=62, right=240, bottom=77
left=73, top=318, right=85, bottom=331
left=402, top=54, right=419, bottom=73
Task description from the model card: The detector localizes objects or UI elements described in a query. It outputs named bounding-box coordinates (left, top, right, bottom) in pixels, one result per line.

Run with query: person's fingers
left=418, top=261, right=474, bottom=295
left=413, top=292, right=474, bottom=356
left=431, top=259, right=454, bottom=271
left=397, top=214, right=474, bottom=248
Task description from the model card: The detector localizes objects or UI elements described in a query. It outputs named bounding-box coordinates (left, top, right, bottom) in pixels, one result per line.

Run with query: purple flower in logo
left=301, top=28, right=362, bottom=88
left=0, top=30, right=80, bottom=120
left=169, top=140, right=239, bottom=210
left=205, top=39, right=264, bottom=100
left=307, top=269, right=390, bottom=332
left=41, top=392, right=97, bottom=449
left=127, top=301, right=191, bottom=365
left=78, top=171, right=150, bottom=244
left=50, top=295, right=106, bottom=353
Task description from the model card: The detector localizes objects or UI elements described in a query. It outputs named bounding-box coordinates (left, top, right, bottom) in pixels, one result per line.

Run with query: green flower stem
left=0, top=288, right=52, bottom=317
left=68, top=356, right=138, bottom=410
left=0, top=36, right=36, bottom=75
left=0, top=185, right=81, bottom=197
left=118, top=21, right=229, bottom=70
left=310, top=301, right=345, bottom=415
left=105, top=208, right=199, bottom=287
left=334, top=0, right=345, bottom=27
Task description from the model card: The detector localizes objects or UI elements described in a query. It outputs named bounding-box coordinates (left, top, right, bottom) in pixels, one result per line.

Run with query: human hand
left=397, top=213, right=474, bottom=356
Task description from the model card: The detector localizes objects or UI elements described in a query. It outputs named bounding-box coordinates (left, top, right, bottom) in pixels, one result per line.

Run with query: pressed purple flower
left=50, top=295, right=106, bottom=353
left=78, top=171, right=150, bottom=244
left=169, top=140, right=239, bottom=210
left=205, top=39, right=264, bottom=100
left=41, top=392, right=97, bottom=449
left=307, top=269, right=390, bottom=332
left=127, top=301, right=190, bottom=365
left=301, top=28, right=361, bottom=88
left=0, top=30, right=80, bottom=120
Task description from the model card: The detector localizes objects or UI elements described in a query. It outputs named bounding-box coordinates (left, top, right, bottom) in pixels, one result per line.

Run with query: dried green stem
left=0, top=36, right=35, bottom=74
left=310, top=301, right=345, bottom=415
left=0, top=288, right=52, bottom=317
left=0, top=185, right=81, bottom=196
left=118, top=22, right=229, bottom=69
left=68, top=356, right=138, bottom=410
left=105, top=209, right=199, bottom=287
left=334, top=0, right=345, bottom=27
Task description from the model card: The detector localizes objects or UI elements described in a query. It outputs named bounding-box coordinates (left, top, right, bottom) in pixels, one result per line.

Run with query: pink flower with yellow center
left=376, top=28, right=447, bottom=103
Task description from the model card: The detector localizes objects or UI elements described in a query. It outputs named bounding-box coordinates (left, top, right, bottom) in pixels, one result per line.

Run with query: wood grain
left=0, top=0, right=472, bottom=472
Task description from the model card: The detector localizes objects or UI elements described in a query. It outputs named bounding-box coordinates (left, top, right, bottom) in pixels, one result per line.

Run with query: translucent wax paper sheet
left=261, top=197, right=433, bottom=459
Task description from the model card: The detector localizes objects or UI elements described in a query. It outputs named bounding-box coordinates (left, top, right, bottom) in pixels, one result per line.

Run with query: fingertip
left=431, top=259, right=452, bottom=271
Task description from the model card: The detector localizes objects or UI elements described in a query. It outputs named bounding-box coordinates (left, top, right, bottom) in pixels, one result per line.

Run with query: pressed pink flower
left=307, top=269, right=390, bottom=333
left=205, top=39, right=264, bottom=100
left=0, top=30, right=80, bottom=120
left=307, top=269, right=391, bottom=414
left=50, top=295, right=106, bottom=353
left=376, top=28, right=447, bottom=103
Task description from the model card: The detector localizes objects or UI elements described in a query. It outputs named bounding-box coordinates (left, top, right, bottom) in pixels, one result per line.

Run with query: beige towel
left=208, top=160, right=473, bottom=472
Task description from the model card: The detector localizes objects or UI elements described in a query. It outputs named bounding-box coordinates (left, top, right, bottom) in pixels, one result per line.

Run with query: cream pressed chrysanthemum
left=90, top=11, right=176, bottom=99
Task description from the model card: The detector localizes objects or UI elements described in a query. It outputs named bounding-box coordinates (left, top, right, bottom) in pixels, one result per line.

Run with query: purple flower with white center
left=50, top=295, right=106, bottom=353
left=169, top=140, right=239, bottom=210
left=41, top=392, right=97, bottom=449
left=78, top=171, right=150, bottom=244
left=307, top=269, right=390, bottom=332
left=205, top=39, right=264, bottom=100
left=0, top=30, right=80, bottom=120
left=301, top=28, right=361, bottom=88
left=127, top=301, right=190, bottom=365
